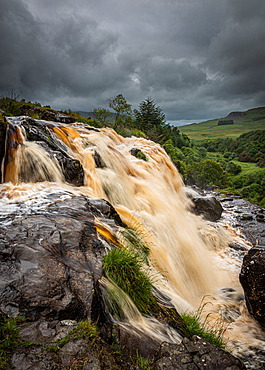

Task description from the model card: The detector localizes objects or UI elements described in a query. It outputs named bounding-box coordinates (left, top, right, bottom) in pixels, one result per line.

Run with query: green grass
left=121, top=228, right=150, bottom=260
left=103, top=248, right=155, bottom=314
left=135, top=351, right=152, bottom=370
left=181, top=310, right=226, bottom=349
left=0, top=315, right=98, bottom=367
left=179, top=107, right=265, bottom=141
left=0, top=316, right=25, bottom=369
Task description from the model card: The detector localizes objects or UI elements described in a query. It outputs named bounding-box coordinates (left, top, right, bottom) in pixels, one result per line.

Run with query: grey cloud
left=0, top=0, right=264, bottom=121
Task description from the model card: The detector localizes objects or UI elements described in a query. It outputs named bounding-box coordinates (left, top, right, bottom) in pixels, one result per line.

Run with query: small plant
left=135, top=351, right=152, bottom=370
left=181, top=304, right=226, bottom=349
left=121, top=228, right=150, bottom=260
left=45, top=320, right=99, bottom=351
left=72, top=320, right=99, bottom=341
left=103, top=248, right=155, bottom=314
left=0, top=315, right=25, bottom=369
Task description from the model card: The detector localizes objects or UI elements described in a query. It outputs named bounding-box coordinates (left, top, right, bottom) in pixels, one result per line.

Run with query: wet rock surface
left=11, top=319, right=137, bottom=370
left=239, top=245, right=265, bottom=328
left=190, top=195, right=223, bottom=221
left=0, top=194, right=112, bottom=320
left=19, top=105, right=76, bottom=124
left=153, top=336, right=246, bottom=369
left=0, top=114, right=7, bottom=182
left=216, top=193, right=265, bottom=246
left=18, top=116, right=84, bottom=186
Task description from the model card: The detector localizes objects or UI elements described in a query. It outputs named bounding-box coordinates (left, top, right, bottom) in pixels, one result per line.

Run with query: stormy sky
left=1, top=0, right=265, bottom=124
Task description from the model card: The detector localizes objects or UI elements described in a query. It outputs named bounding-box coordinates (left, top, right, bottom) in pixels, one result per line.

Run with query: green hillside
left=179, top=107, right=265, bottom=141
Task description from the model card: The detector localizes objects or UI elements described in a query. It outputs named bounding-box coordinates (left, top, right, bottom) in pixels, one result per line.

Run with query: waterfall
left=1, top=116, right=264, bottom=360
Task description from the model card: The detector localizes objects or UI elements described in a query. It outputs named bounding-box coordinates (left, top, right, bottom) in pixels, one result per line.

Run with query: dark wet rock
left=190, top=196, right=223, bottom=222
left=228, top=242, right=248, bottom=251
left=239, top=245, right=265, bottom=328
left=11, top=319, right=137, bottom=370
left=7, top=116, right=84, bottom=186
left=112, top=324, right=161, bottom=360
left=93, top=150, right=105, bottom=168
left=215, top=194, right=265, bottom=246
left=0, top=113, right=7, bottom=182
left=220, top=197, right=235, bottom=202
left=130, top=148, right=147, bottom=161
left=19, top=105, right=76, bottom=124
left=241, top=214, right=253, bottom=221
left=0, top=195, right=114, bottom=321
left=89, top=198, right=126, bottom=227
left=256, top=213, right=265, bottom=222
left=153, top=336, right=246, bottom=370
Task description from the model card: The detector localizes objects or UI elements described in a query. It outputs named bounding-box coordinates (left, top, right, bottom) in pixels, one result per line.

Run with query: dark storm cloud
left=0, top=0, right=264, bottom=121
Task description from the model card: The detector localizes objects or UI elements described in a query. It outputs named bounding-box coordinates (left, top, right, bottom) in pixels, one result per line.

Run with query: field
left=179, top=107, right=265, bottom=141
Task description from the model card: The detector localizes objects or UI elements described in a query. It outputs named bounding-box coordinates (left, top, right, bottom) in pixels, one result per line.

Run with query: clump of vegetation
left=121, top=228, right=150, bottom=260
left=103, top=248, right=155, bottom=314
left=181, top=307, right=226, bottom=349
left=135, top=351, right=152, bottom=370
left=0, top=315, right=25, bottom=369
left=186, top=159, right=229, bottom=188
left=72, top=320, right=99, bottom=341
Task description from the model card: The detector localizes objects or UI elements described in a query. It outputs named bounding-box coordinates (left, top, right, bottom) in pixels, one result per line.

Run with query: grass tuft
left=121, top=228, right=150, bottom=259
left=181, top=304, right=226, bottom=349
left=0, top=316, right=25, bottom=369
left=103, top=248, right=155, bottom=314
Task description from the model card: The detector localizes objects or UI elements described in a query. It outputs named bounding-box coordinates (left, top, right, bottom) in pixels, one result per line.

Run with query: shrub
left=241, top=183, right=262, bottom=198
left=187, top=159, right=228, bottom=188
left=225, top=161, right=242, bottom=175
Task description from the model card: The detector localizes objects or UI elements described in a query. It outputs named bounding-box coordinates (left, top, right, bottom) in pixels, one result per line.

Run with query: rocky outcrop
left=226, top=111, right=246, bottom=120
left=0, top=195, right=115, bottom=321
left=153, top=336, right=246, bottom=369
left=239, top=246, right=265, bottom=328
left=5, top=116, right=84, bottom=186
left=11, top=318, right=137, bottom=370
left=190, top=196, right=223, bottom=222
left=0, top=113, right=7, bottom=182
left=19, top=105, right=76, bottom=124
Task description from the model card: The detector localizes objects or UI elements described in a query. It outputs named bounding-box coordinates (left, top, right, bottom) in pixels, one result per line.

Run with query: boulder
left=0, top=194, right=116, bottom=320
left=153, top=336, right=246, bottom=369
left=239, top=246, right=265, bottom=328
left=190, top=196, right=223, bottom=222
left=5, top=116, right=84, bottom=186
left=0, top=113, right=7, bottom=182
left=10, top=319, right=137, bottom=370
left=19, top=105, right=76, bottom=124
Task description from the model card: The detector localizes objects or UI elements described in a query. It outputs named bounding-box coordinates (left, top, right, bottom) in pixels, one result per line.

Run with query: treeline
left=199, top=130, right=265, bottom=167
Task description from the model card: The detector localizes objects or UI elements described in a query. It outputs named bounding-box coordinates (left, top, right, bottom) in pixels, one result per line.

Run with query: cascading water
left=1, top=116, right=264, bottom=365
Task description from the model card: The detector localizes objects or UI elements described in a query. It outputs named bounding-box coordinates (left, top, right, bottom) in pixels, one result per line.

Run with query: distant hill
left=179, top=107, right=265, bottom=141
left=75, top=111, right=95, bottom=118
left=75, top=110, right=116, bottom=123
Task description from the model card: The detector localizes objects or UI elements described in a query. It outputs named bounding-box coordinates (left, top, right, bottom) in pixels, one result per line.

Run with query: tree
left=225, top=161, right=242, bottom=175
left=187, top=159, right=228, bottom=188
left=93, top=108, right=111, bottom=124
left=108, top=94, right=132, bottom=128
left=134, top=97, right=166, bottom=132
